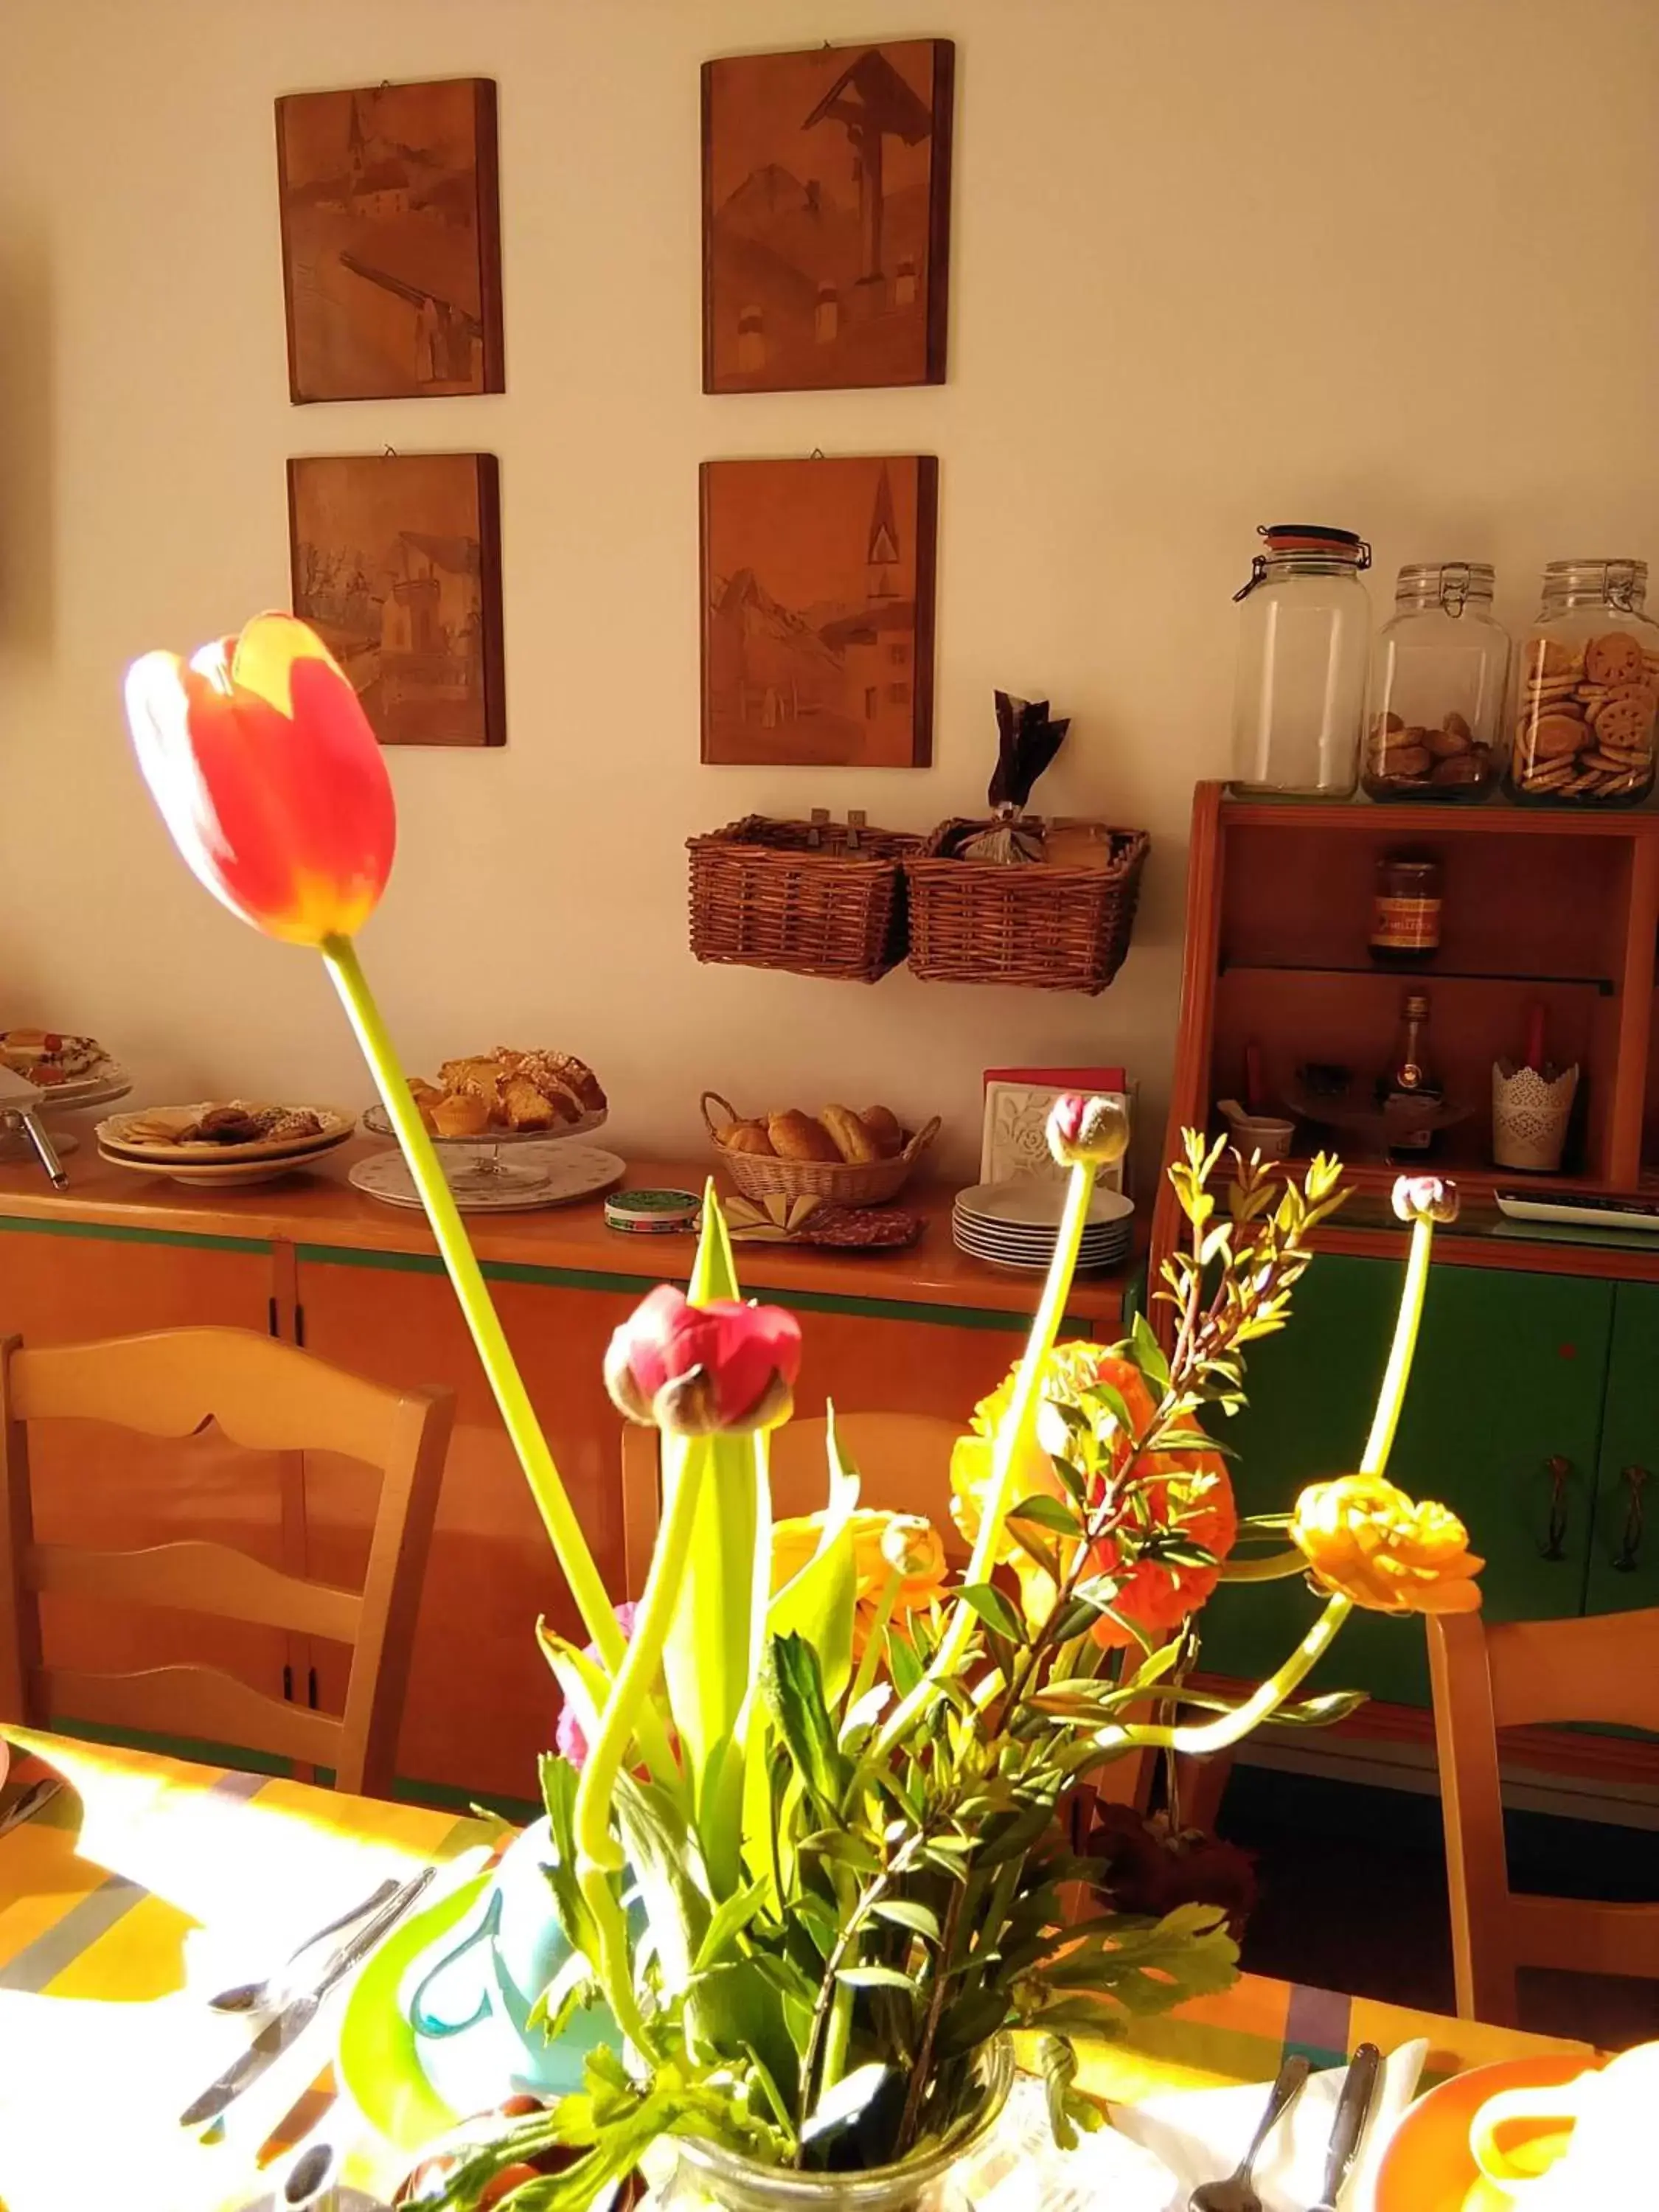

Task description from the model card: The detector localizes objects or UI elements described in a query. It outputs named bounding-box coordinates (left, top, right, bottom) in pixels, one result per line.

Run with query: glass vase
left=658, top=2038, right=1015, bottom=2212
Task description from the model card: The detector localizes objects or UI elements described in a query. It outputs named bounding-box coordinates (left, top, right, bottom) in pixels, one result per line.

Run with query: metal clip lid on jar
left=1233, top=522, right=1372, bottom=600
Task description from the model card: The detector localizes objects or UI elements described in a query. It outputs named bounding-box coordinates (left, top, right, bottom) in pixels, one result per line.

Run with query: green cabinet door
left=1197, top=1254, right=1613, bottom=1708
left=1583, top=1280, right=1659, bottom=1617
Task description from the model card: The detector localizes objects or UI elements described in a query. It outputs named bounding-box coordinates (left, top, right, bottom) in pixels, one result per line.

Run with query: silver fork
left=1188, top=2053, right=1311, bottom=2212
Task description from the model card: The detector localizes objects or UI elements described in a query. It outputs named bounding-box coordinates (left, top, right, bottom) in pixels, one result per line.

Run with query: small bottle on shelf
left=1377, top=989, right=1443, bottom=1158
left=1369, top=852, right=1443, bottom=965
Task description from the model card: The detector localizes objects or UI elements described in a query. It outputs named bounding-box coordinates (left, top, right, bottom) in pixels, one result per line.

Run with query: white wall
left=3, top=0, right=1658, bottom=1178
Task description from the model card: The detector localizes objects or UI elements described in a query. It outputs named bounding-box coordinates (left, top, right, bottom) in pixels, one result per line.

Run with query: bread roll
left=860, top=1105, right=904, bottom=1159
left=718, top=1119, right=775, bottom=1155
left=433, top=1090, right=491, bottom=1138
left=768, top=1110, right=841, bottom=1163
left=820, top=1103, right=879, bottom=1164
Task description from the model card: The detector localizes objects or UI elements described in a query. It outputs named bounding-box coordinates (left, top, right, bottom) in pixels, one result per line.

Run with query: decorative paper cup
left=1491, top=1062, right=1579, bottom=1174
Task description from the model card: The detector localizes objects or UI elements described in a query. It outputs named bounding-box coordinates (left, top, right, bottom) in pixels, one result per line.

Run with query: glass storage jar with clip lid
left=1362, top=562, right=1508, bottom=801
left=1231, top=523, right=1372, bottom=798
left=1508, top=559, right=1659, bottom=807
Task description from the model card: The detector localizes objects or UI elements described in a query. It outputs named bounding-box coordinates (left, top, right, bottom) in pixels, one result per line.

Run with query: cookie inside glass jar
left=1508, top=561, right=1659, bottom=807
left=1361, top=563, right=1507, bottom=802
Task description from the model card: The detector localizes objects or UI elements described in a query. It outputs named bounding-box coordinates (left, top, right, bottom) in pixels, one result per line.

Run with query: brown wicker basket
left=687, top=815, right=924, bottom=983
left=905, top=821, right=1150, bottom=993
left=701, top=1093, right=939, bottom=1206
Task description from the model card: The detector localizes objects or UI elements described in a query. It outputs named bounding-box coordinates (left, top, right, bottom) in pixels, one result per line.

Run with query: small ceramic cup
left=1218, top=1101, right=1295, bottom=1161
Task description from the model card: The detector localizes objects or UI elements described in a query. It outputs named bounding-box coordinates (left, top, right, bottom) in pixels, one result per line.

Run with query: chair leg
left=1175, top=1747, right=1237, bottom=1835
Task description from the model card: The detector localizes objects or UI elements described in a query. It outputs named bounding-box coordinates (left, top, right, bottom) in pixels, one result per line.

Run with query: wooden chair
left=0, top=1327, right=453, bottom=1798
left=1427, top=1606, right=1659, bottom=2025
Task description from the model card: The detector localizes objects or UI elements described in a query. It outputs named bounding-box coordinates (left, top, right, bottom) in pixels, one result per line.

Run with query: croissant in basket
left=702, top=1092, right=938, bottom=1208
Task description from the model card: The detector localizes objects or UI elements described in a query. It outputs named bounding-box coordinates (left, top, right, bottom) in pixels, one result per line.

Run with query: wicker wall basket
left=905, top=820, right=1151, bottom=993
left=701, top=1093, right=940, bottom=1206
left=687, top=815, right=925, bottom=984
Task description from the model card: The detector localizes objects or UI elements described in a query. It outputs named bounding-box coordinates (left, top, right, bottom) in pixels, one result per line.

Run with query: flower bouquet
left=125, top=621, right=1484, bottom=2211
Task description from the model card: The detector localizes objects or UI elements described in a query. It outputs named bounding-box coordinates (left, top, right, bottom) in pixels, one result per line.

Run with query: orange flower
left=125, top=613, right=395, bottom=945
left=771, top=1508, right=948, bottom=1652
left=1086, top=1450, right=1237, bottom=1649
left=951, top=1343, right=1234, bottom=1646
left=1291, top=1474, right=1483, bottom=1615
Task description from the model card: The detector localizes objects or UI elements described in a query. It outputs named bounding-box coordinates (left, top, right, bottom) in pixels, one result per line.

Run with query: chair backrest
left=0, top=1326, right=453, bottom=1797
left=1427, top=1606, right=1659, bottom=2025
left=621, top=1411, right=965, bottom=1599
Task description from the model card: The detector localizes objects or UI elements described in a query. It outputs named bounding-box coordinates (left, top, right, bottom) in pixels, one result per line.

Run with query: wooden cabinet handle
left=1540, top=1455, right=1573, bottom=1562
left=1613, top=1464, right=1649, bottom=1574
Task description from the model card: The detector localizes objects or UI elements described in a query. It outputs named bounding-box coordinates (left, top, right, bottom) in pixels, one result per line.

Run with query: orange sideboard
left=0, top=1141, right=1138, bottom=1809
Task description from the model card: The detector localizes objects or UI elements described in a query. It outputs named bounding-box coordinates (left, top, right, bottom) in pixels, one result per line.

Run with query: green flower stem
left=1217, top=1548, right=1312, bottom=1582
left=846, top=1565, right=904, bottom=1714
left=867, top=1160, right=1097, bottom=1766
left=574, top=1440, right=708, bottom=1876
left=1092, top=1590, right=1354, bottom=1759
left=1360, top=1214, right=1434, bottom=1477
left=322, top=936, right=622, bottom=1671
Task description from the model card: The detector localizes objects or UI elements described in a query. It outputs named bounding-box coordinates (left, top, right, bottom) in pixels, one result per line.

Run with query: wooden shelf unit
left=1156, top=785, right=1659, bottom=1262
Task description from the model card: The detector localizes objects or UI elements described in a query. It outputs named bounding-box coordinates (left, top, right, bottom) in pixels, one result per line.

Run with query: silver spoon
left=207, top=1876, right=401, bottom=2013
left=1188, top=2052, right=1310, bottom=2212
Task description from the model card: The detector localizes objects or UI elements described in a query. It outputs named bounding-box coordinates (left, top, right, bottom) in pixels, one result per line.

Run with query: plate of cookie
left=363, top=1048, right=608, bottom=1144
left=96, top=1102, right=355, bottom=1186
left=701, top=1092, right=939, bottom=1208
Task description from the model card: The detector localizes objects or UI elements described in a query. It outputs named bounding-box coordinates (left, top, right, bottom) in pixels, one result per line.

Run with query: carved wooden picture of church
left=288, top=452, right=505, bottom=748
left=702, top=41, right=953, bottom=394
left=700, top=455, right=937, bottom=767
left=276, top=77, right=504, bottom=403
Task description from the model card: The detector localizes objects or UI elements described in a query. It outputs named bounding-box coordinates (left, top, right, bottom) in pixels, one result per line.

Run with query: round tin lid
left=604, top=1186, right=700, bottom=1224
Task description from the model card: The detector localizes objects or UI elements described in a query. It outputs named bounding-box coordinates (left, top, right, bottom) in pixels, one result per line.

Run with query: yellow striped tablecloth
left=0, top=1732, right=1590, bottom=2212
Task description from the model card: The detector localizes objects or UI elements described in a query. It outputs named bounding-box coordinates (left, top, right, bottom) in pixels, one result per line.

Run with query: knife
left=179, top=1865, right=435, bottom=2127
left=1308, top=2042, right=1382, bottom=2211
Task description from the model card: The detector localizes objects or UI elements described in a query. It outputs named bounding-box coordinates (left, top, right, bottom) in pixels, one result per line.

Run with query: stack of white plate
left=953, top=1180, right=1135, bottom=1273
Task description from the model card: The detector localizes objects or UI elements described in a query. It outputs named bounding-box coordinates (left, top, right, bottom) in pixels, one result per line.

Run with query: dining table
left=0, top=1731, right=1595, bottom=2212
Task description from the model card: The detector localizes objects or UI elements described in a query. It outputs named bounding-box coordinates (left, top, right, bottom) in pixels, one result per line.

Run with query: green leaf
left=935, top=1983, right=1009, bottom=2056
left=801, top=2061, right=894, bottom=2146
left=1130, top=1311, right=1172, bottom=1392
left=692, top=1877, right=771, bottom=1973
left=887, top=1626, right=923, bottom=1697
left=835, top=1964, right=918, bottom=1992
left=1084, top=1381, right=1142, bottom=1441
left=956, top=1582, right=1025, bottom=1644
left=1037, top=2033, right=1084, bottom=2150
left=611, top=1770, right=709, bottom=1995
left=870, top=1897, right=941, bottom=1941
left=762, top=1633, right=846, bottom=1817
left=1275, top=1688, right=1369, bottom=1728
left=689, top=1181, right=742, bottom=1304
left=1009, top=1493, right=1083, bottom=1537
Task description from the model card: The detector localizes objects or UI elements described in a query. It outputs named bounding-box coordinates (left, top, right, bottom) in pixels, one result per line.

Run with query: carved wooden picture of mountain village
left=700, top=455, right=937, bottom=766
left=276, top=77, right=504, bottom=403
left=288, top=452, right=505, bottom=748
left=702, top=41, right=953, bottom=393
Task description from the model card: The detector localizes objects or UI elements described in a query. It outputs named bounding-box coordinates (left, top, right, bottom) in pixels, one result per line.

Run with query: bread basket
left=701, top=1093, right=939, bottom=1206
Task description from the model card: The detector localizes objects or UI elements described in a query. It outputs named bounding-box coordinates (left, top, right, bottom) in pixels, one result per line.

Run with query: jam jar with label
left=1370, top=852, right=1442, bottom=964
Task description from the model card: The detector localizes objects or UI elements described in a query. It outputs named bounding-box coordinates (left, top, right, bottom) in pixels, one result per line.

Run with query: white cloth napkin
left=1109, top=2039, right=1429, bottom=2212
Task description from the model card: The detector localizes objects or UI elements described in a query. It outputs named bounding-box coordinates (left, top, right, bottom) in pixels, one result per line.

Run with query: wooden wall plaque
left=700, top=454, right=937, bottom=767
left=288, top=451, right=506, bottom=748
left=276, top=77, right=504, bottom=403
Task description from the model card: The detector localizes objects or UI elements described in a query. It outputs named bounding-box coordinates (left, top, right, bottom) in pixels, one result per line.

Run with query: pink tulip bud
left=554, top=1602, right=639, bottom=1768
left=603, top=1284, right=801, bottom=1436
left=1046, top=1092, right=1130, bottom=1169
left=1391, top=1175, right=1459, bottom=1225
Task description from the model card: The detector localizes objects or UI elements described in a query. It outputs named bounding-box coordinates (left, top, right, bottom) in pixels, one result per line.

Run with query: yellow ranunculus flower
left=1290, top=1474, right=1484, bottom=1615
left=772, top=1508, right=949, bottom=1652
